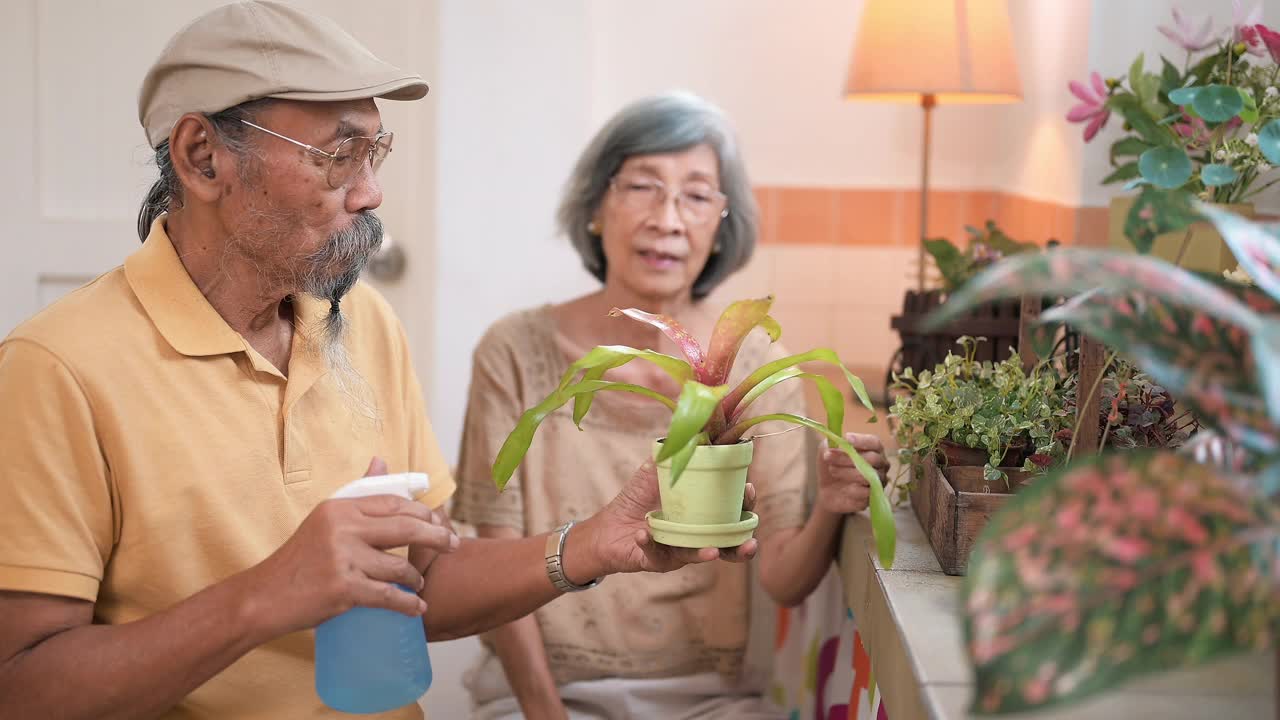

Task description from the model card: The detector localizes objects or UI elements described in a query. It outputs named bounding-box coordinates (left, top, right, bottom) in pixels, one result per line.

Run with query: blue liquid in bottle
left=315, top=585, right=432, bottom=714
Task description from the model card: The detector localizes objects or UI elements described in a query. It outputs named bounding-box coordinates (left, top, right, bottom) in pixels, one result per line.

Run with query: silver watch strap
left=545, top=521, right=603, bottom=593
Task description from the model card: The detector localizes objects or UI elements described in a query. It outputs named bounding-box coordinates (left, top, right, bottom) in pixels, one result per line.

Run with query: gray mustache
left=303, top=211, right=384, bottom=305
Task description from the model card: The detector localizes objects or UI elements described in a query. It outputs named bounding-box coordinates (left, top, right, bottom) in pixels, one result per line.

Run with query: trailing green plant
left=924, top=221, right=1040, bottom=292
left=889, top=337, right=1072, bottom=485
left=489, top=295, right=896, bottom=567
left=922, top=200, right=1280, bottom=714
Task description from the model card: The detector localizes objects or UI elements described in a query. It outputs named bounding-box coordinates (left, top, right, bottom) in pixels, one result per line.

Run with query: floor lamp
left=844, top=0, right=1022, bottom=291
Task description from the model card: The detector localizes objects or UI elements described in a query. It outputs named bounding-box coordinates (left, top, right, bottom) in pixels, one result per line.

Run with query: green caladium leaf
left=557, top=345, right=694, bottom=426
left=492, top=380, right=678, bottom=490
left=1138, top=146, right=1192, bottom=189
left=701, top=295, right=779, bottom=386
left=1200, top=163, right=1238, bottom=186
left=1042, top=288, right=1280, bottom=455
left=724, top=412, right=895, bottom=569
left=1258, top=119, right=1280, bottom=165
left=965, top=452, right=1280, bottom=714
left=1123, top=186, right=1202, bottom=254
left=658, top=381, right=728, bottom=467
left=1198, top=204, right=1280, bottom=306
left=721, top=348, right=874, bottom=423
left=609, top=307, right=706, bottom=374
left=1191, top=84, right=1244, bottom=122
left=731, top=366, right=845, bottom=439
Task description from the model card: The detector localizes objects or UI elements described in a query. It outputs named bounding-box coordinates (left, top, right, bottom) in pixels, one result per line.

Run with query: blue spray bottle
left=315, top=472, right=433, bottom=713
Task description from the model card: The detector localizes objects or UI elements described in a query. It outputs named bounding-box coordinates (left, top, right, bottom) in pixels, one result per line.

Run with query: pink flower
left=1234, top=1, right=1266, bottom=56
left=1160, top=7, right=1216, bottom=51
left=1067, top=72, right=1111, bottom=142
left=1255, top=24, right=1280, bottom=63
left=1174, top=112, right=1210, bottom=146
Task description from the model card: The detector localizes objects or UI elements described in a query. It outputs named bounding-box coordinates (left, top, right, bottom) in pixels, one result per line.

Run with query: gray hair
left=136, top=98, right=275, bottom=242
left=557, top=92, right=757, bottom=300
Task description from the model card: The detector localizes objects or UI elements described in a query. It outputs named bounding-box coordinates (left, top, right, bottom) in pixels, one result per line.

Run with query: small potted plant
left=888, top=336, right=1071, bottom=575
left=490, top=295, right=896, bottom=567
left=923, top=200, right=1280, bottom=715
left=891, top=336, right=1071, bottom=488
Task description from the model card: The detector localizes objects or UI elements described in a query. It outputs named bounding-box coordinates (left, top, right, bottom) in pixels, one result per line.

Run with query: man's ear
left=169, top=113, right=224, bottom=204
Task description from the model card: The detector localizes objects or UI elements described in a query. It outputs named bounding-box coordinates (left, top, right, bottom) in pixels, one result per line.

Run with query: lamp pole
left=918, top=92, right=936, bottom=292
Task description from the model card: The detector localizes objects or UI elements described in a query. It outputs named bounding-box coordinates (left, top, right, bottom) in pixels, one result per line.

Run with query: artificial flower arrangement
left=1070, top=2, right=1280, bottom=202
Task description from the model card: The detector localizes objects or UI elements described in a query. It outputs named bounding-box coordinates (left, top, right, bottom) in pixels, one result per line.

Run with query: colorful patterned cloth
left=768, top=568, right=887, bottom=720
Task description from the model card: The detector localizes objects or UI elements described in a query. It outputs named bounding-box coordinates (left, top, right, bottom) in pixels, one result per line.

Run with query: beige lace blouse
left=450, top=306, right=808, bottom=686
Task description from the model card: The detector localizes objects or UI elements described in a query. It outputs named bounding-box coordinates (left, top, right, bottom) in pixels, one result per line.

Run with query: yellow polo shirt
left=0, top=218, right=454, bottom=719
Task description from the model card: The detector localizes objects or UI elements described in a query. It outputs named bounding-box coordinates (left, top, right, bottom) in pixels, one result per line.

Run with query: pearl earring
left=587, top=221, right=601, bottom=235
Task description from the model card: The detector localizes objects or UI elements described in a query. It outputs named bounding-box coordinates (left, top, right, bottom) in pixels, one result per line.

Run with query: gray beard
left=298, top=211, right=384, bottom=421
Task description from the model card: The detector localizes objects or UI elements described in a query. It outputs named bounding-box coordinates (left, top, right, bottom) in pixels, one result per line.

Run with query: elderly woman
left=449, top=92, right=888, bottom=720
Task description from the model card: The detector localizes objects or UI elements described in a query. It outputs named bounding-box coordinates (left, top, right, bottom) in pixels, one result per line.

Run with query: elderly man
left=0, top=3, right=755, bottom=719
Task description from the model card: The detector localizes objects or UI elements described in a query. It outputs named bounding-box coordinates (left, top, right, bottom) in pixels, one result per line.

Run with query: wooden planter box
left=908, top=455, right=1032, bottom=576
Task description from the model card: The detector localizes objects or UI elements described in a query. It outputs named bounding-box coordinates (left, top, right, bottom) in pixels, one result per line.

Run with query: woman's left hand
left=816, top=432, right=890, bottom=515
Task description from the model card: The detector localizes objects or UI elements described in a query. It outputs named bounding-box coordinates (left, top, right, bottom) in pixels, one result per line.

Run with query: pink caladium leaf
left=965, top=451, right=1280, bottom=714
left=609, top=307, right=706, bottom=375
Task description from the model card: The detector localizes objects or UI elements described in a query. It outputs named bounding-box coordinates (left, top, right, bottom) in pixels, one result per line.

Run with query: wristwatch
left=545, top=521, right=603, bottom=593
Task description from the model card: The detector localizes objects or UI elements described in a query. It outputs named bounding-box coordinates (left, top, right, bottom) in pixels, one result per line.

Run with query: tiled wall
left=711, top=187, right=1109, bottom=401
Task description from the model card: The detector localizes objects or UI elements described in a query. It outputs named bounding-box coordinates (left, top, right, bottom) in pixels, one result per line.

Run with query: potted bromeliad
left=490, top=295, right=896, bottom=567
left=923, top=201, right=1280, bottom=714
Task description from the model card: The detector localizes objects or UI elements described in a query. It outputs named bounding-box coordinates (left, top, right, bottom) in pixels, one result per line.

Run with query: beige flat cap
left=139, top=1, right=428, bottom=148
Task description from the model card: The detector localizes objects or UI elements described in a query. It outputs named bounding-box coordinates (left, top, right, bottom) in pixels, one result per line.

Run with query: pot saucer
left=645, top=510, right=759, bottom=548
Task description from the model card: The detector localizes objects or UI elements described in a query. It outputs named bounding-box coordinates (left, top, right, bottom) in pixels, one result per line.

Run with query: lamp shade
left=845, top=0, right=1021, bottom=104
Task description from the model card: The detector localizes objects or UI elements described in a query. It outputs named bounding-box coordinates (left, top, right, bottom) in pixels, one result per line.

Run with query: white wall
left=431, top=0, right=599, bottom=460
left=994, top=0, right=1094, bottom=206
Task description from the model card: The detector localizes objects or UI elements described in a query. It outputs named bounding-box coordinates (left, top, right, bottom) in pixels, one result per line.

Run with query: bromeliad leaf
left=702, top=295, right=779, bottom=386
left=560, top=345, right=694, bottom=425
left=923, top=248, right=1259, bottom=334
left=729, top=367, right=845, bottom=440
left=658, top=381, right=729, bottom=466
left=492, top=379, right=678, bottom=490
left=722, top=348, right=875, bottom=423
left=1042, top=288, right=1280, bottom=456
left=964, top=452, right=1280, bottom=714
left=609, top=307, right=706, bottom=373
left=722, top=412, right=895, bottom=569
left=666, top=431, right=707, bottom=488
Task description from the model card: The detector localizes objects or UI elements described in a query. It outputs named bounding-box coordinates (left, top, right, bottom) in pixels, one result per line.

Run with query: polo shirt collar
left=124, top=217, right=330, bottom=360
